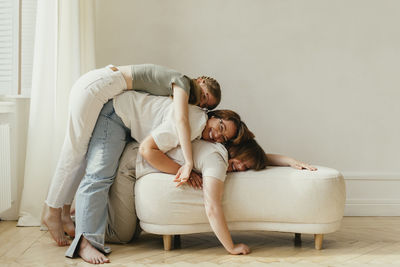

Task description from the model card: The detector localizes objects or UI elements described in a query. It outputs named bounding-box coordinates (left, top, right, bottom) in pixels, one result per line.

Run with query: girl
left=43, top=64, right=221, bottom=246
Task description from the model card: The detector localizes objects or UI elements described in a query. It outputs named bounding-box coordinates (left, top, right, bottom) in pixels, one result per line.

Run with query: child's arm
left=266, top=154, right=317, bottom=171
left=172, top=85, right=194, bottom=185
left=203, top=176, right=250, bottom=255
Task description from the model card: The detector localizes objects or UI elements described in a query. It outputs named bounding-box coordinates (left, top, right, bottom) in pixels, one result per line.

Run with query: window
left=0, top=0, right=37, bottom=96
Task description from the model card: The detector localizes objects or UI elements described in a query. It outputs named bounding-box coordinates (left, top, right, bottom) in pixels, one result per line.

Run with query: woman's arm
left=139, top=136, right=182, bottom=174
left=266, top=154, right=317, bottom=171
left=203, top=176, right=250, bottom=255
left=139, top=136, right=203, bottom=189
left=172, top=85, right=194, bottom=184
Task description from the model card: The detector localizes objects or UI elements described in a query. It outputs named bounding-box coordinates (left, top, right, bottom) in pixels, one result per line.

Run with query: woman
left=227, top=139, right=317, bottom=172
left=43, top=64, right=222, bottom=246
left=175, top=138, right=316, bottom=257
left=65, top=90, right=254, bottom=263
left=102, top=136, right=316, bottom=264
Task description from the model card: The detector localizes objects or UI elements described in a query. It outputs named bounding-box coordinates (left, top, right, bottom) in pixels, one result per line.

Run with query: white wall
left=95, top=0, right=400, bottom=215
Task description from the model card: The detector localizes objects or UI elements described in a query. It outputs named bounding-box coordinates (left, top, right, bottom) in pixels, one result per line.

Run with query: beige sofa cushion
left=135, top=166, right=346, bottom=235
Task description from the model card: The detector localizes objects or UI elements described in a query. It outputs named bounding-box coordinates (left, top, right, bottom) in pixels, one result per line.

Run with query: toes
left=102, top=256, right=110, bottom=263
left=55, top=236, right=69, bottom=246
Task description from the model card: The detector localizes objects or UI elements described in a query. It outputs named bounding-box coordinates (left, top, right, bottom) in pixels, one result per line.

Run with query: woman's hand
left=187, top=171, right=203, bottom=189
left=266, top=154, right=317, bottom=171
left=289, top=159, right=317, bottom=171
left=228, top=243, right=251, bottom=255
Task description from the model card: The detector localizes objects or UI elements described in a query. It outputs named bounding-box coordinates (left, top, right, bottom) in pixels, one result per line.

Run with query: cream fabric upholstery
left=135, top=166, right=346, bottom=235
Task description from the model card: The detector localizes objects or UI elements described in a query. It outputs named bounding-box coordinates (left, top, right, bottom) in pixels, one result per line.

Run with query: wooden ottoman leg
left=314, top=234, right=323, bottom=250
left=294, top=233, right=302, bottom=246
left=163, top=235, right=172, bottom=251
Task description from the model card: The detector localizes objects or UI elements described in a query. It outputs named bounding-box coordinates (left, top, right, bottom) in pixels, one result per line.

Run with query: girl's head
left=202, top=110, right=254, bottom=145
left=227, top=139, right=268, bottom=172
left=189, top=76, right=221, bottom=110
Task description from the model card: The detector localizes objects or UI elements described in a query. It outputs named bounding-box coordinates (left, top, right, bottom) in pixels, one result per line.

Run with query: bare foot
left=62, top=205, right=75, bottom=238
left=70, top=201, right=75, bottom=215
left=78, top=237, right=110, bottom=264
left=43, top=205, right=69, bottom=246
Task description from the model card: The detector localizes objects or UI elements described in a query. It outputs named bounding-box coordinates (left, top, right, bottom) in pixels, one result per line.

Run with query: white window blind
left=21, top=0, right=37, bottom=96
left=0, top=0, right=37, bottom=96
left=0, top=0, right=19, bottom=96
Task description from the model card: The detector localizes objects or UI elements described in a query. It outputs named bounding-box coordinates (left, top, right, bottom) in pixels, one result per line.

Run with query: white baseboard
left=343, top=172, right=400, bottom=216
left=345, top=204, right=400, bottom=216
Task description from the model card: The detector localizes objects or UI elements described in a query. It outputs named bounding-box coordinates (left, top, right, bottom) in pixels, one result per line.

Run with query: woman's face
left=227, top=158, right=253, bottom=172
left=202, top=117, right=237, bottom=143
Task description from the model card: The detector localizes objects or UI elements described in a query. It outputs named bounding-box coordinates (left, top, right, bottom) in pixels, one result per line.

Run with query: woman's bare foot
left=70, top=201, right=75, bottom=215
left=78, top=237, right=110, bottom=264
left=62, top=205, right=75, bottom=238
left=42, top=205, right=69, bottom=246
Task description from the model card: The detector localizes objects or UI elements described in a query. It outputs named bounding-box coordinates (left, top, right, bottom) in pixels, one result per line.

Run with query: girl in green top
left=44, top=64, right=221, bottom=246
left=119, top=64, right=221, bottom=187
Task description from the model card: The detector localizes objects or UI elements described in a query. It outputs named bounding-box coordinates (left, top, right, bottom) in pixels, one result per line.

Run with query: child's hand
left=289, top=159, right=317, bottom=171
left=174, top=163, right=193, bottom=184
left=174, top=169, right=202, bottom=189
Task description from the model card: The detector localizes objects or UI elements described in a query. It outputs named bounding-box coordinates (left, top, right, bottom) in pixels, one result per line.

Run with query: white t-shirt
left=113, top=91, right=207, bottom=152
left=136, top=139, right=229, bottom=182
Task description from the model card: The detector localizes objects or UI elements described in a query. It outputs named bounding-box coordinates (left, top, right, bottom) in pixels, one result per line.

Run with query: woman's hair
left=189, top=76, right=221, bottom=110
left=228, top=139, right=268, bottom=171
left=207, top=109, right=255, bottom=145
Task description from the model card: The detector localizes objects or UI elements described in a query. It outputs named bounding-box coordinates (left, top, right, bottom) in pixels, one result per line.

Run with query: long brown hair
left=228, top=139, right=268, bottom=171
left=207, top=110, right=255, bottom=145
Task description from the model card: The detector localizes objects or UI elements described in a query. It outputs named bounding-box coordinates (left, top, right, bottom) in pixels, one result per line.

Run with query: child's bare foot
left=62, top=205, right=75, bottom=238
left=43, top=205, right=69, bottom=246
left=78, top=237, right=110, bottom=264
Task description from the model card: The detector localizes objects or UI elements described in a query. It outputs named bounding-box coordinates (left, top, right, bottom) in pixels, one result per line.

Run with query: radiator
left=0, top=123, right=12, bottom=213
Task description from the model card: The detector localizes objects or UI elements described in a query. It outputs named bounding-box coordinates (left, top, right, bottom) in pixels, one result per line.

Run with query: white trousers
left=45, top=65, right=127, bottom=208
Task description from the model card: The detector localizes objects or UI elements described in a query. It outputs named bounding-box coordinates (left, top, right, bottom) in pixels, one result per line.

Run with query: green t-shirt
left=131, top=64, right=191, bottom=96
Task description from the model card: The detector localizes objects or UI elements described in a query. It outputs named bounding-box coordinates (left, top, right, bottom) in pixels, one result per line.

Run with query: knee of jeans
left=85, top=164, right=118, bottom=181
left=82, top=174, right=115, bottom=187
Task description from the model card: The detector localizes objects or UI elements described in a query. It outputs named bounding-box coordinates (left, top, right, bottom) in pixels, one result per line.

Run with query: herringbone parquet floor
left=1, top=217, right=399, bottom=266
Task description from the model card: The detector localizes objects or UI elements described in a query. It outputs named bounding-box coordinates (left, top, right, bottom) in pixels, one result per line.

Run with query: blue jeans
left=66, top=100, right=131, bottom=257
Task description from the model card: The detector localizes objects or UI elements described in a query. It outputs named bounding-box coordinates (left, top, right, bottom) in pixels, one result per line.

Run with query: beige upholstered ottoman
left=135, top=166, right=346, bottom=250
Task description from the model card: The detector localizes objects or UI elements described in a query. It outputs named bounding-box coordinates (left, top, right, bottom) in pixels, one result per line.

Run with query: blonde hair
left=198, top=76, right=221, bottom=109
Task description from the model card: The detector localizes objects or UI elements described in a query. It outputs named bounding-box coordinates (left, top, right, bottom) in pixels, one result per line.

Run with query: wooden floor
left=1, top=217, right=400, bottom=266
